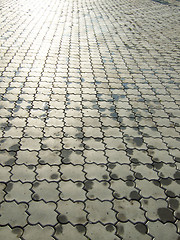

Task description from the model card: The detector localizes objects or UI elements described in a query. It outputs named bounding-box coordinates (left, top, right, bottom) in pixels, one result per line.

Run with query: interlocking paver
left=0, top=0, right=180, bottom=238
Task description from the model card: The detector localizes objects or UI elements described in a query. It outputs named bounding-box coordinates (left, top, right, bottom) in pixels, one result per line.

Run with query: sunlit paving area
left=0, top=0, right=180, bottom=239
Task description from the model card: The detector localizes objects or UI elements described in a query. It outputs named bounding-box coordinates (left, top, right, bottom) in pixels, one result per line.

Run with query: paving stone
left=116, top=222, right=151, bottom=240
left=36, top=165, right=60, bottom=181
left=111, top=179, right=140, bottom=200
left=63, top=137, right=83, bottom=150
left=0, top=150, right=16, bottom=166
left=147, top=221, right=180, bottom=240
left=28, top=201, right=57, bottom=226
left=108, top=163, right=133, bottom=180
left=84, top=163, right=109, bottom=180
left=105, top=149, right=130, bottom=164
left=85, top=200, right=116, bottom=223
left=32, top=181, right=59, bottom=201
left=86, top=222, right=118, bottom=240
left=20, top=138, right=41, bottom=151
left=60, top=181, right=86, bottom=201
left=0, top=201, right=28, bottom=227
left=11, top=165, right=36, bottom=182
left=136, top=179, right=166, bottom=199
left=0, top=138, right=20, bottom=151
left=132, top=163, right=158, bottom=180
left=54, top=223, right=87, bottom=240
left=39, top=150, right=61, bottom=165
left=46, top=117, right=64, bottom=127
left=0, top=226, right=23, bottom=239
left=5, top=181, right=32, bottom=202
left=16, top=150, right=38, bottom=165
left=22, top=225, right=54, bottom=240
left=4, top=127, right=23, bottom=138
left=85, top=180, right=113, bottom=200
left=0, top=165, right=11, bottom=182
left=84, top=150, right=107, bottom=164
left=114, top=198, right=146, bottom=223
left=24, top=127, right=43, bottom=138
left=0, top=183, right=6, bottom=202
left=60, top=164, right=85, bottom=181
left=57, top=200, right=87, bottom=224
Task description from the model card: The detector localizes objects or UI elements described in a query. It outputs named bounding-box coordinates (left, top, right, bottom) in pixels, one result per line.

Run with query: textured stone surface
left=0, top=0, right=180, bottom=238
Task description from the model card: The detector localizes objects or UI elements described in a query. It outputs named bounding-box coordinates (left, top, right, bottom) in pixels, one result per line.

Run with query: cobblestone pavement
left=0, top=0, right=180, bottom=239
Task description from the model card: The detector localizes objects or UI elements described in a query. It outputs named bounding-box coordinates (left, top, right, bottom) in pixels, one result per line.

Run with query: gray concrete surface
left=0, top=0, right=180, bottom=239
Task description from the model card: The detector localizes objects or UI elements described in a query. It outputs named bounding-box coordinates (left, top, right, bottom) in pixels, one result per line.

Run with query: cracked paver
left=0, top=0, right=180, bottom=238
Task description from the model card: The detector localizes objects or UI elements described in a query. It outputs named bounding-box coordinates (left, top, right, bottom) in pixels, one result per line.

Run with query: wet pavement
left=0, top=0, right=180, bottom=239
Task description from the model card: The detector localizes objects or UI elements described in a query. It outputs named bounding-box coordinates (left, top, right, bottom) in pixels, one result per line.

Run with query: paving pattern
left=0, top=0, right=180, bottom=239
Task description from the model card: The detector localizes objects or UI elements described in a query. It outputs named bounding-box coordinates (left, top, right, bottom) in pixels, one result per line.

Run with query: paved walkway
left=0, top=0, right=180, bottom=239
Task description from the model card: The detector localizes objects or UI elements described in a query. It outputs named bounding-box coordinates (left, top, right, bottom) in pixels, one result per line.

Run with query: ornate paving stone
left=41, top=137, right=62, bottom=150
left=85, top=200, right=116, bottom=224
left=86, top=222, right=118, bottom=240
left=57, top=200, right=87, bottom=224
left=84, top=163, right=109, bottom=180
left=36, top=165, right=60, bottom=181
left=111, top=179, right=140, bottom=200
left=63, top=137, right=83, bottom=150
left=28, top=201, right=57, bottom=226
left=0, top=183, right=5, bottom=202
left=0, top=226, right=23, bottom=239
left=104, top=137, right=126, bottom=150
left=39, top=150, right=61, bottom=165
left=85, top=180, right=113, bottom=200
left=136, top=179, right=166, bottom=199
left=0, top=201, right=28, bottom=227
left=84, top=150, right=107, bottom=164
left=105, top=149, right=130, bottom=164
left=43, top=127, right=63, bottom=138
left=20, top=138, right=41, bottom=151
left=0, top=165, right=11, bottom=181
left=24, top=127, right=43, bottom=138
left=22, top=225, right=54, bottom=240
left=11, top=165, right=36, bottom=182
left=114, top=198, right=146, bottom=223
left=54, top=223, right=87, bottom=240
left=60, top=164, right=85, bottom=181
left=147, top=221, right=180, bottom=240
left=60, top=181, right=86, bottom=201
left=5, top=181, right=32, bottom=202
left=0, top=138, right=20, bottom=151
left=131, top=163, right=158, bottom=180
left=32, top=181, right=59, bottom=202
left=109, top=163, right=133, bottom=180
left=16, top=150, right=38, bottom=165
left=116, top=222, right=151, bottom=240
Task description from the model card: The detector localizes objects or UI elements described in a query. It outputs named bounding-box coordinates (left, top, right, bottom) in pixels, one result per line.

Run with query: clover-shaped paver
left=114, top=199, right=146, bottom=223
left=41, top=137, right=62, bottom=150
left=60, top=164, right=85, bottom=181
left=84, top=149, right=107, bottom=164
left=32, top=181, right=59, bottom=201
left=104, top=137, right=126, bottom=150
left=0, top=226, right=23, bottom=240
left=85, top=180, right=113, bottom=200
left=85, top=199, right=116, bottom=223
left=105, top=149, right=130, bottom=164
left=116, top=222, right=151, bottom=240
left=111, top=179, right=140, bottom=200
left=16, top=150, right=38, bottom=165
left=131, top=163, right=158, bottom=180
left=11, top=165, right=36, bottom=182
left=54, top=223, right=87, bottom=240
left=0, top=201, right=28, bottom=227
left=36, top=164, right=60, bottom=181
left=86, top=222, right=118, bottom=240
left=5, top=181, right=32, bottom=202
left=0, top=165, right=11, bottom=181
left=20, top=138, right=41, bottom=151
left=22, top=224, right=54, bottom=240
left=39, top=150, right=61, bottom=165
left=136, top=179, right=166, bottom=199
left=28, top=201, right=57, bottom=226
left=127, top=149, right=152, bottom=164
left=84, top=163, right=109, bottom=180
left=147, top=221, right=180, bottom=240
left=57, top=200, right=87, bottom=224
left=60, top=180, right=86, bottom=201
left=108, top=163, right=133, bottom=180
